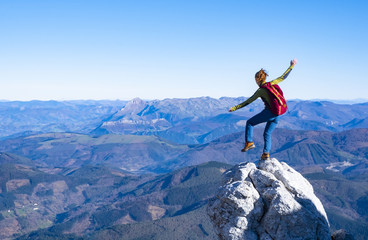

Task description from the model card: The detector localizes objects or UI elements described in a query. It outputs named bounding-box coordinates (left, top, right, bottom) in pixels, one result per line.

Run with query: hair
left=255, top=68, right=268, bottom=85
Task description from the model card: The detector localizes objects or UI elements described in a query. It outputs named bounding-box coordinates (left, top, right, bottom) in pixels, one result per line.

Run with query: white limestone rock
left=208, top=158, right=331, bottom=240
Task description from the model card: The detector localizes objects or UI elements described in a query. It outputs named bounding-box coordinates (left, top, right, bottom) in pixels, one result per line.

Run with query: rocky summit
left=207, top=158, right=330, bottom=240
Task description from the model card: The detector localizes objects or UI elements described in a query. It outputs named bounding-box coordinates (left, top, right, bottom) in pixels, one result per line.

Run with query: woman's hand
left=290, top=58, right=298, bottom=66
left=229, top=107, right=236, bottom=112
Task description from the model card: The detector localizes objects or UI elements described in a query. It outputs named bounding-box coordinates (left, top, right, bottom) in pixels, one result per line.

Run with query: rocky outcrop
left=207, top=158, right=331, bottom=240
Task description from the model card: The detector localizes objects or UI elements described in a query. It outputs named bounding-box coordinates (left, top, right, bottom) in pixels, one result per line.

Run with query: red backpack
left=260, top=82, right=287, bottom=115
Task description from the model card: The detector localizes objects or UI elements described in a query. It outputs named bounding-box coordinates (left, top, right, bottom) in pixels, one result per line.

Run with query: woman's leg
left=245, top=109, right=274, bottom=143
left=263, top=116, right=279, bottom=153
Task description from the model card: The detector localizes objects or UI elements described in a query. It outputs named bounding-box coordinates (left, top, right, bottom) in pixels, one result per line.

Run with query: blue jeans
left=246, top=108, right=279, bottom=153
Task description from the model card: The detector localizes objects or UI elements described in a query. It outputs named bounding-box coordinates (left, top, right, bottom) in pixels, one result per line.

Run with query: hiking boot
left=261, top=152, right=270, bottom=160
left=241, top=142, right=255, bottom=152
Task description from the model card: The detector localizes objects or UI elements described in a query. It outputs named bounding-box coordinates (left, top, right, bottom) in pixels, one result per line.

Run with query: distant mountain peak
left=124, top=97, right=146, bottom=109
left=129, top=97, right=145, bottom=104
left=208, top=158, right=330, bottom=240
left=112, top=97, right=148, bottom=119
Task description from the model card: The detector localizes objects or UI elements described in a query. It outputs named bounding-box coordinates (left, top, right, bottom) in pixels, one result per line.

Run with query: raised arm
left=270, top=58, right=297, bottom=85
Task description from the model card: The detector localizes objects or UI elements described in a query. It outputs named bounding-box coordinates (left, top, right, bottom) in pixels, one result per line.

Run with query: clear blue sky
left=0, top=0, right=367, bottom=101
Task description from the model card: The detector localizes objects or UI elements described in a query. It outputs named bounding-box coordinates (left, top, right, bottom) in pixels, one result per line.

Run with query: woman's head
left=255, top=69, right=268, bottom=86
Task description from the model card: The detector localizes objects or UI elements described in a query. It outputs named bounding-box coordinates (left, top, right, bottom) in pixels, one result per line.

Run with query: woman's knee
left=246, top=120, right=254, bottom=127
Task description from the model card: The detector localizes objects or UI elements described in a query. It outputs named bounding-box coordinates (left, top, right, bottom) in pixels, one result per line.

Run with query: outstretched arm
left=271, top=58, right=297, bottom=85
left=229, top=89, right=262, bottom=112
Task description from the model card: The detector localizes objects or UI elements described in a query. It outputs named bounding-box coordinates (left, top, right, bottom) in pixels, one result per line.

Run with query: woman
left=229, top=59, right=297, bottom=160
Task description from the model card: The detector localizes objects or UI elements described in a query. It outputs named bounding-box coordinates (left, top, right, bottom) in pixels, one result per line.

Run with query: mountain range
left=1, top=97, right=368, bottom=144
left=0, top=100, right=126, bottom=139
left=0, top=97, right=367, bottom=239
left=93, top=97, right=368, bottom=144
